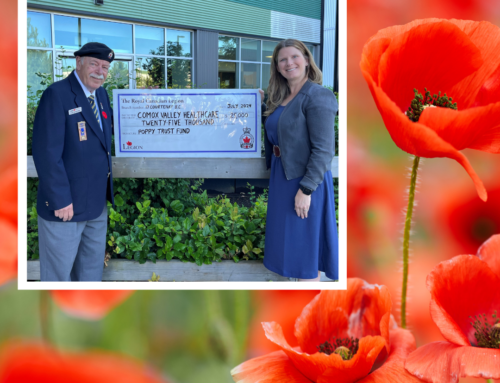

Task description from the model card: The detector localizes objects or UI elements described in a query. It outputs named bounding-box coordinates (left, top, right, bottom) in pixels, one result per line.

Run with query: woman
left=260, top=39, right=338, bottom=282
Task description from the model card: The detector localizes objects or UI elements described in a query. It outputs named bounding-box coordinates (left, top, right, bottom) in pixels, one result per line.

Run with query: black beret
left=74, top=42, right=115, bottom=63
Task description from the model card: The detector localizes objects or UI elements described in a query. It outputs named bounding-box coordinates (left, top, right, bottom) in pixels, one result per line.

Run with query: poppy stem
left=486, top=380, right=493, bottom=383
left=233, top=290, right=250, bottom=362
left=204, top=291, right=237, bottom=366
left=401, top=155, right=420, bottom=329
left=39, top=290, right=51, bottom=342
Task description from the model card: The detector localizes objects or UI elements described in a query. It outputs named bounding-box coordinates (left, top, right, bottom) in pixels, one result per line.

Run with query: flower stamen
left=469, top=310, right=500, bottom=349
left=317, top=336, right=359, bottom=360
left=406, top=88, right=457, bottom=122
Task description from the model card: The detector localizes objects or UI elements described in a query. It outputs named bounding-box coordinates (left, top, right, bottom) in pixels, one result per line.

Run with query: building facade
left=27, top=0, right=336, bottom=93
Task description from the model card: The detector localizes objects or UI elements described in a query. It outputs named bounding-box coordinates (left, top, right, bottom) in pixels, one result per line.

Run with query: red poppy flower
left=0, top=168, right=17, bottom=286
left=247, top=291, right=320, bottom=357
left=102, top=111, right=107, bottom=119
left=361, top=19, right=500, bottom=201
left=0, top=341, right=167, bottom=383
left=440, top=181, right=500, bottom=255
left=232, top=279, right=422, bottom=383
left=405, top=235, right=500, bottom=382
left=50, top=291, right=133, bottom=320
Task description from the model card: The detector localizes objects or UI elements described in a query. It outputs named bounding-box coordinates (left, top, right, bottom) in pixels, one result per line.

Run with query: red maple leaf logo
left=243, top=136, right=251, bottom=143
left=126, top=141, right=132, bottom=146
left=102, top=111, right=108, bottom=119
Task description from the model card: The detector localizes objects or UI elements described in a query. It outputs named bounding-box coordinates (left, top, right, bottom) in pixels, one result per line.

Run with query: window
left=54, top=15, right=133, bottom=53
left=217, top=36, right=317, bottom=94
left=218, top=36, right=279, bottom=94
left=27, top=11, right=53, bottom=95
left=26, top=10, right=194, bottom=96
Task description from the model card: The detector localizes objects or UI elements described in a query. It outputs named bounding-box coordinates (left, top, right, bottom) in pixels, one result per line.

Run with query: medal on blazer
left=78, top=121, right=87, bottom=141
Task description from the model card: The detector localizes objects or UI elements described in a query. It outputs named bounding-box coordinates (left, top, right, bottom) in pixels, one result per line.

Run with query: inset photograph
left=21, top=0, right=343, bottom=286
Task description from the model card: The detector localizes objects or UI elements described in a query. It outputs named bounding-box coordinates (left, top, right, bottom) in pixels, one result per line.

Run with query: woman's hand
left=295, top=189, right=311, bottom=219
left=258, top=89, right=265, bottom=103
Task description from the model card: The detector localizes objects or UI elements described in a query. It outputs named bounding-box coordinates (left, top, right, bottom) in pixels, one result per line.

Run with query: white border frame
left=19, top=0, right=347, bottom=290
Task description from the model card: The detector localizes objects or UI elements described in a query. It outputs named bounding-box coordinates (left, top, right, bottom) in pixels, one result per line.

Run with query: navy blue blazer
left=32, top=70, right=114, bottom=222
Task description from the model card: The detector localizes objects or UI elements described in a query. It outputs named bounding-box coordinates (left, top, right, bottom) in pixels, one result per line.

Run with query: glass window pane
left=27, top=11, right=52, bottom=48
left=167, top=59, right=192, bottom=89
left=218, top=62, right=238, bottom=89
left=262, top=41, right=277, bottom=63
left=81, top=19, right=133, bottom=53
left=262, top=64, right=271, bottom=94
left=135, top=25, right=164, bottom=55
left=218, top=36, right=238, bottom=60
left=27, top=50, right=52, bottom=96
left=54, top=15, right=79, bottom=50
left=241, top=38, right=260, bottom=62
left=136, top=56, right=165, bottom=89
left=54, top=15, right=133, bottom=53
left=59, top=56, right=76, bottom=79
left=305, top=44, right=314, bottom=57
left=106, top=60, right=130, bottom=90
left=167, top=30, right=192, bottom=57
left=241, top=63, right=260, bottom=89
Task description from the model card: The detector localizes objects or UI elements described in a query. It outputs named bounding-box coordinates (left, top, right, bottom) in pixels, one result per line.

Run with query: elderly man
left=32, top=42, right=115, bottom=281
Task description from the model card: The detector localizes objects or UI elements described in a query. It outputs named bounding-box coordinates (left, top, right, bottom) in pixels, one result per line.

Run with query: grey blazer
left=263, top=81, right=338, bottom=191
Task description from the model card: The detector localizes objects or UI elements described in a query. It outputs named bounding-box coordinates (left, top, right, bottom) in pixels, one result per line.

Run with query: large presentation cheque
left=113, top=89, right=261, bottom=158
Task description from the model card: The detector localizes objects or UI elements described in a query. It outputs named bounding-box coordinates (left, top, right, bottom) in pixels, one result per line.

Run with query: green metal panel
left=224, top=0, right=321, bottom=20
left=29, top=0, right=273, bottom=37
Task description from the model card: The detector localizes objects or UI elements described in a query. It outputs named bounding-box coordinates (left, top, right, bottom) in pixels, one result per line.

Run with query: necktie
left=88, top=95, right=101, bottom=127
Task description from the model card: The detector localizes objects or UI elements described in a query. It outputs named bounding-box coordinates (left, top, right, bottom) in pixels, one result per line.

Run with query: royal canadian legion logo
left=122, top=141, right=143, bottom=150
left=239, top=127, right=254, bottom=149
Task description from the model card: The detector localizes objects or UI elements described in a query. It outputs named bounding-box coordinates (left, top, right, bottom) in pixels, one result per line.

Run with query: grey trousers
left=38, top=206, right=107, bottom=281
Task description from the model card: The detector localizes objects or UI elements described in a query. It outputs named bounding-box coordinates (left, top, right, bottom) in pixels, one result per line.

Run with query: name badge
left=69, top=107, right=82, bottom=115
left=78, top=121, right=87, bottom=141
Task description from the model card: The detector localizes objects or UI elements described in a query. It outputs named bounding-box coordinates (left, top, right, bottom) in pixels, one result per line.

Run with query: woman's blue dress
left=264, top=105, right=338, bottom=280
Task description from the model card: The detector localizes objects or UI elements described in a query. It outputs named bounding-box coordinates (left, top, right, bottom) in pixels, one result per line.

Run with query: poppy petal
left=0, top=167, right=17, bottom=226
left=361, top=69, right=487, bottom=200
left=0, top=220, right=16, bottom=286
left=378, top=20, right=482, bottom=111
left=405, top=341, right=500, bottom=383
left=231, top=350, right=312, bottom=383
left=294, top=280, right=391, bottom=355
left=319, top=328, right=420, bottom=383
left=50, top=291, right=133, bottom=320
left=0, top=341, right=167, bottom=383
left=263, top=321, right=386, bottom=382
left=419, top=101, right=500, bottom=153
left=427, top=255, right=500, bottom=346
left=360, top=37, right=391, bottom=85
left=477, top=234, right=500, bottom=278
left=448, top=20, right=500, bottom=109
left=248, top=291, right=320, bottom=357
left=474, top=63, right=500, bottom=106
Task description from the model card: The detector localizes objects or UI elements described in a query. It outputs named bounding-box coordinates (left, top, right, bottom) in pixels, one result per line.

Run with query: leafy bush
left=106, top=191, right=267, bottom=265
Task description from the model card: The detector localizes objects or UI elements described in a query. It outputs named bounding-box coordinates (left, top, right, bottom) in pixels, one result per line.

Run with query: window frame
left=217, top=34, right=317, bottom=92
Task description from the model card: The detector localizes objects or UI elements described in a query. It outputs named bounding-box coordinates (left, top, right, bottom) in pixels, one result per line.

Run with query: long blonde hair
left=264, top=39, right=322, bottom=116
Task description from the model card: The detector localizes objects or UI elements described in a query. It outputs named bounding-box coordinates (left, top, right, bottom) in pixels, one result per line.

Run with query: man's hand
left=55, top=203, right=74, bottom=221
left=294, top=189, right=311, bottom=219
